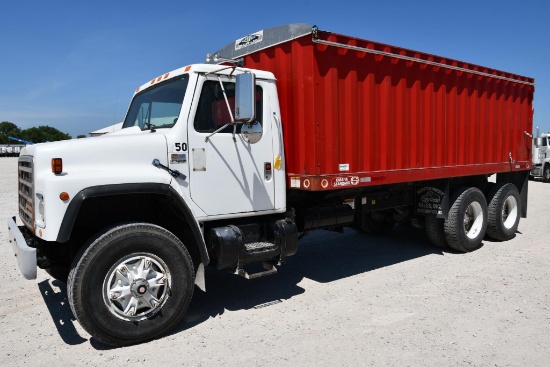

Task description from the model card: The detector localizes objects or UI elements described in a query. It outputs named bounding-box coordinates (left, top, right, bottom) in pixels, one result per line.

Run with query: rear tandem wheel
left=444, top=187, right=488, bottom=252
left=425, top=217, right=448, bottom=249
left=486, top=183, right=520, bottom=241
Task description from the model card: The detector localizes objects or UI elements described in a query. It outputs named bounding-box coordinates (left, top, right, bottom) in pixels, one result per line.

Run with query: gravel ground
left=1, top=156, right=548, bottom=366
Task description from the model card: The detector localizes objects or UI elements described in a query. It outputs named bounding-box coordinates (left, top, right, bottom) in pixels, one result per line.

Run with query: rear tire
left=361, top=211, right=395, bottom=235
left=486, top=183, right=520, bottom=241
left=444, top=187, right=488, bottom=252
left=425, top=217, right=448, bottom=249
left=68, top=223, right=194, bottom=346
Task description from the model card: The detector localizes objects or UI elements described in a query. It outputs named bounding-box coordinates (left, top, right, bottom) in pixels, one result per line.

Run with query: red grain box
left=214, top=24, right=534, bottom=191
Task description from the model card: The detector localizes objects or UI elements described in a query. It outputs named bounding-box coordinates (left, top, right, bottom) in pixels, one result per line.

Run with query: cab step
left=245, top=242, right=277, bottom=253
left=235, top=261, right=277, bottom=279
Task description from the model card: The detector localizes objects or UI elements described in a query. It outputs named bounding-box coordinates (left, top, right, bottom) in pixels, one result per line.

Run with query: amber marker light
left=60, top=192, right=70, bottom=201
left=51, top=158, right=63, bottom=174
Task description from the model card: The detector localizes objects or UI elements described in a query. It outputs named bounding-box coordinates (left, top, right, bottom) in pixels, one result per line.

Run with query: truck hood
left=21, top=130, right=171, bottom=184
left=17, top=129, right=174, bottom=243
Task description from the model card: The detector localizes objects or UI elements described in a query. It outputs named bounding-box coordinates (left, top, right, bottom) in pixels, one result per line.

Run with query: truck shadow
left=172, top=225, right=444, bottom=334
left=37, top=225, right=455, bottom=348
left=37, top=280, right=87, bottom=345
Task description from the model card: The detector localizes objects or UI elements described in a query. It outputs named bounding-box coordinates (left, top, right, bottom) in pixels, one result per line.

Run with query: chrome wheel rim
left=103, top=253, right=171, bottom=321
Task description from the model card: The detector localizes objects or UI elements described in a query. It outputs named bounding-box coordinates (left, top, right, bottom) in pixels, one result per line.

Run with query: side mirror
left=235, top=72, right=255, bottom=123
left=241, top=121, right=263, bottom=144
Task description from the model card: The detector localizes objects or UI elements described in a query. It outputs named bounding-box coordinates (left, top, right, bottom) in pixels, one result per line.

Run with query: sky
left=1, top=0, right=549, bottom=138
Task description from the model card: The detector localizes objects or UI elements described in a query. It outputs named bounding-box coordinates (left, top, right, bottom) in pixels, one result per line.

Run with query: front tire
left=544, top=165, right=550, bottom=183
left=444, top=187, right=488, bottom=252
left=68, top=223, right=194, bottom=346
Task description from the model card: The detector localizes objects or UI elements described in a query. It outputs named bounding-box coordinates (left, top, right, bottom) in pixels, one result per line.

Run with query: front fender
left=57, top=183, right=210, bottom=266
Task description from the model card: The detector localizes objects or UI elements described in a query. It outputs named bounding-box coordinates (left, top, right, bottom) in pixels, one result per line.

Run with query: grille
left=18, top=156, right=34, bottom=232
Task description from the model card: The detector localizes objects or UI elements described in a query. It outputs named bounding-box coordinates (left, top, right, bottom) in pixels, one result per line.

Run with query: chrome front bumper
left=7, top=217, right=37, bottom=280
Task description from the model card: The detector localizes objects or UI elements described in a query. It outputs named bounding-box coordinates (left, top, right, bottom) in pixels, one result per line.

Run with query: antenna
left=113, top=80, right=119, bottom=125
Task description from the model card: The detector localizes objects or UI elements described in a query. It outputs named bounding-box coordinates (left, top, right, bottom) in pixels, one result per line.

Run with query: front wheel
left=68, top=223, right=195, bottom=346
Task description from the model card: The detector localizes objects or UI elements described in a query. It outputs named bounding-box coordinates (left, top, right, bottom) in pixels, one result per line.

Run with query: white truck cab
left=531, top=130, right=550, bottom=182
left=8, top=63, right=298, bottom=345
left=15, top=64, right=287, bottom=241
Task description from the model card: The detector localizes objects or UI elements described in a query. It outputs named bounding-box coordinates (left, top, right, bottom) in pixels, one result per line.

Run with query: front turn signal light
left=52, top=158, right=63, bottom=174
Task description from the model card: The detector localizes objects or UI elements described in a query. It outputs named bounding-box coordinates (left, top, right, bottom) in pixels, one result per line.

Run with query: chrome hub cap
left=103, top=254, right=171, bottom=321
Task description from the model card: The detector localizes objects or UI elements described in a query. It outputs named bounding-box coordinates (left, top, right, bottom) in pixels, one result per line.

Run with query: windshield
left=535, top=137, right=548, bottom=148
left=123, top=75, right=189, bottom=130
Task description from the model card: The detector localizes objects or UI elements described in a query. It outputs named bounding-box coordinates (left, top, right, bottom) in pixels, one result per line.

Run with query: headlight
left=36, top=193, right=45, bottom=228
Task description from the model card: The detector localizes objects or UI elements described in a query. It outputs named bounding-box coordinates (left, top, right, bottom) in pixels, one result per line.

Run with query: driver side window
left=194, top=80, right=263, bottom=133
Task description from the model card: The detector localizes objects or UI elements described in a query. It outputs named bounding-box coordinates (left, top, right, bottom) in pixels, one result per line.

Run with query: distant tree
left=0, top=121, right=22, bottom=144
left=20, top=125, right=71, bottom=143
left=76, top=135, right=87, bottom=139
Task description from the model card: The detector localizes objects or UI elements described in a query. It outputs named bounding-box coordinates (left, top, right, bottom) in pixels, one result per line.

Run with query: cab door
left=186, top=75, right=275, bottom=216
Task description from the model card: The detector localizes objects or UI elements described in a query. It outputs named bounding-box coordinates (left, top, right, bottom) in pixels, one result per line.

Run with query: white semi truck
left=0, top=145, right=24, bottom=157
left=530, top=129, right=550, bottom=182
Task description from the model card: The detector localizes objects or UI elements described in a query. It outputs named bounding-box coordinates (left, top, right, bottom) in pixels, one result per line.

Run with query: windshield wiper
left=151, top=123, right=175, bottom=129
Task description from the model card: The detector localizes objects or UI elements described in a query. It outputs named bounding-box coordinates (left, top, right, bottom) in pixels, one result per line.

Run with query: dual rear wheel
left=425, top=183, right=520, bottom=252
